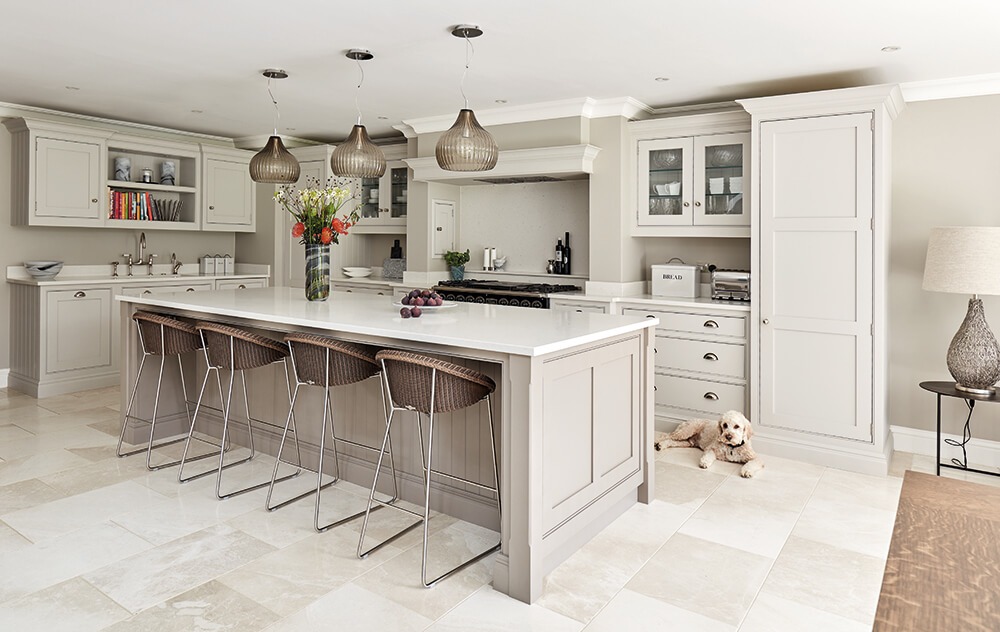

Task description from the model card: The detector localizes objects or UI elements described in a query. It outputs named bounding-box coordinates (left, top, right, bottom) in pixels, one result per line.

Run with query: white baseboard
left=891, top=424, right=1000, bottom=470
left=0, top=368, right=8, bottom=389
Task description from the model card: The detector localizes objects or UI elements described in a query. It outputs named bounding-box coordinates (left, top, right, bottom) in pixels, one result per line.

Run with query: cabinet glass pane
left=648, top=148, right=683, bottom=216
left=702, top=143, right=744, bottom=216
left=359, top=176, right=380, bottom=219
left=390, top=167, right=407, bottom=219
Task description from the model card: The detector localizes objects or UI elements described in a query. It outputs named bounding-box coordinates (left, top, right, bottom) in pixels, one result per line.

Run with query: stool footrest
left=266, top=477, right=337, bottom=512
left=424, top=541, right=501, bottom=588
left=358, top=516, right=423, bottom=558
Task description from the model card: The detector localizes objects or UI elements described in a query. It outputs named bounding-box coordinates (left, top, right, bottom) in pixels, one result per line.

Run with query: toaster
left=711, top=269, right=750, bottom=301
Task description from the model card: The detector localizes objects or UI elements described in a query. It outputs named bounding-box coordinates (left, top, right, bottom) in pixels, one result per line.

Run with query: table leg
left=935, top=394, right=941, bottom=477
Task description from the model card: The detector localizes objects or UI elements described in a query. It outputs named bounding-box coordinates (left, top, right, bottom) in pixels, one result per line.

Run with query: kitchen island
left=116, top=286, right=657, bottom=603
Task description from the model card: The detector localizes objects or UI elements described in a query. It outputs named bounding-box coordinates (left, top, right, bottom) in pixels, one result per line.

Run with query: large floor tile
left=654, top=460, right=728, bottom=510
left=739, top=591, right=870, bottom=632
left=0, top=424, right=115, bottom=460
left=791, top=495, right=896, bottom=559
left=0, top=521, right=152, bottom=603
left=0, top=577, right=130, bottom=632
left=83, top=524, right=275, bottom=613
left=263, top=583, right=433, bottom=632
left=217, top=524, right=404, bottom=617
left=38, top=453, right=150, bottom=496
left=100, top=580, right=280, bottom=632
left=0, top=519, right=30, bottom=553
left=0, top=424, right=34, bottom=442
left=0, top=478, right=65, bottom=514
left=678, top=492, right=800, bottom=558
left=809, top=468, right=902, bottom=513
left=761, top=535, right=886, bottom=625
left=0, top=449, right=91, bottom=486
left=584, top=588, right=735, bottom=632
left=427, top=585, right=584, bottom=632
left=2, top=480, right=173, bottom=543
left=655, top=445, right=742, bottom=476
left=625, top=532, right=772, bottom=626
left=10, top=407, right=120, bottom=436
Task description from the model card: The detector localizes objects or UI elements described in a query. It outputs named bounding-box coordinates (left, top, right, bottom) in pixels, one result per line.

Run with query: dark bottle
left=562, top=232, right=571, bottom=275
left=554, top=239, right=564, bottom=274
left=390, top=239, right=403, bottom=259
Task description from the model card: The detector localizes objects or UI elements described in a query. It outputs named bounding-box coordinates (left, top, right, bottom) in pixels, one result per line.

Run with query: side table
left=919, top=381, right=1000, bottom=478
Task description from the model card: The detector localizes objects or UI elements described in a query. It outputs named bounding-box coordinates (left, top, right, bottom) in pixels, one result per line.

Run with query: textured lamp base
left=947, top=298, right=1000, bottom=394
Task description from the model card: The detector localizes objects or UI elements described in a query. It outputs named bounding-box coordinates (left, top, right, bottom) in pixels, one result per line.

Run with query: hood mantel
left=404, top=144, right=601, bottom=186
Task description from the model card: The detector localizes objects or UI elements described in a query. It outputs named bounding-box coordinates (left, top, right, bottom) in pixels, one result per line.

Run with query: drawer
left=121, top=282, right=214, bottom=297
left=655, top=336, right=745, bottom=379
left=332, top=284, right=391, bottom=296
left=655, top=373, right=746, bottom=417
left=550, top=300, right=608, bottom=314
left=623, top=308, right=745, bottom=339
left=217, top=279, right=267, bottom=290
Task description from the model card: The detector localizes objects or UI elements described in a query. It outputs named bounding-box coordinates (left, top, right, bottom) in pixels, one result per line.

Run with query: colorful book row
left=108, top=190, right=159, bottom=221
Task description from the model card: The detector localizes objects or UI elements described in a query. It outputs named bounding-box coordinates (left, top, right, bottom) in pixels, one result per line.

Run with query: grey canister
left=160, top=161, right=176, bottom=186
left=114, top=157, right=131, bottom=181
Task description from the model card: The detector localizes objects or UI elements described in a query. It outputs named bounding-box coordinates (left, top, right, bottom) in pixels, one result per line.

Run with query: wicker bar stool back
left=266, top=333, right=402, bottom=532
left=118, top=312, right=206, bottom=471
left=358, top=349, right=501, bottom=588
left=178, top=322, right=302, bottom=500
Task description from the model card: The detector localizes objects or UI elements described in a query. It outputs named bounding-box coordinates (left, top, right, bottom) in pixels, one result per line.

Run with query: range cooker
left=433, top=279, right=581, bottom=309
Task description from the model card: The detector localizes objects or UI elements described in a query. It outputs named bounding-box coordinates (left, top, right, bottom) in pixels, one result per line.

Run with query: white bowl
left=24, top=260, right=64, bottom=279
left=343, top=269, right=372, bottom=278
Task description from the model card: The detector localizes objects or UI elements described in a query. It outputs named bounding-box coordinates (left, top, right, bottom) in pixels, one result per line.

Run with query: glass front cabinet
left=637, top=132, right=750, bottom=229
left=357, top=161, right=407, bottom=228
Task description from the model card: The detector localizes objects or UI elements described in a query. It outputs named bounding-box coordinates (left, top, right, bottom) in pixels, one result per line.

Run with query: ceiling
left=3, top=0, right=997, bottom=144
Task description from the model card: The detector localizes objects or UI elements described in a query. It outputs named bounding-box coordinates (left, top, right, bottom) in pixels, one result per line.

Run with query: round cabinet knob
left=694, top=201, right=701, bottom=207
left=91, top=198, right=98, bottom=203
left=703, top=392, right=719, bottom=401
left=683, top=201, right=690, bottom=207
left=763, top=318, right=770, bottom=325
left=209, top=205, right=215, bottom=210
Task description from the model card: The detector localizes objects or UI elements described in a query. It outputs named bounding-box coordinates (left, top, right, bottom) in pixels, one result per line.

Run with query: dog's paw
left=740, top=470, right=754, bottom=478
left=698, top=460, right=710, bottom=469
left=654, top=442, right=661, bottom=452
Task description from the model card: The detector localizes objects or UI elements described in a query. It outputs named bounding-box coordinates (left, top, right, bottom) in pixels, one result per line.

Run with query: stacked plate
left=24, top=260, right=64, bottom=279
left=343, top=266, right=373, bottom=278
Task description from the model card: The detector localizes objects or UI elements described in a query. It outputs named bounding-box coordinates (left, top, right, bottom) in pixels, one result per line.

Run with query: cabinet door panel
left=693, top=132, right=750, bottom=226
left=205, top=158, right=252, bottom=227
left=637, top=138, right=693, bottom=226
left=35, top=138, right=101, bottom=220
left=45, top=289, right=112, bottom=373
left=758, top=113, right=873, bottom=442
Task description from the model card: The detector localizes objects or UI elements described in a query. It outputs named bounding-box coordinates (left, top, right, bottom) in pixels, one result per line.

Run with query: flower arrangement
left=274, top=177, right=361, bottom=245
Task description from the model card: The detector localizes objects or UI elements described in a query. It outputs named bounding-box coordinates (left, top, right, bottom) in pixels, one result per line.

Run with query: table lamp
left=922, top=226, right=1000, bottom=394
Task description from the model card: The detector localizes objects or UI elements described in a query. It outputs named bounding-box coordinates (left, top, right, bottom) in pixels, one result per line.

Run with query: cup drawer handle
left=703, top=392, right=719, bottom=401
left=703, top=320, right=719, bottom=329
left=703, top=352, right=718, bottom=361
left=73, top=291, right=86, bottom=298
left=142, top=290, right=152, bottom=295
left=186, top=288, right=196, bottom=292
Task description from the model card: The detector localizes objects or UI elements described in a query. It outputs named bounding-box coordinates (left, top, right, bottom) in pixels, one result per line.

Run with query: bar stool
left=267, top=333, right=400, bottom=531
left=178, top=322, right=302, bottom=499
left=118, top=311, right=212, bottom=470
left=357, top=349, right=501, bottom=588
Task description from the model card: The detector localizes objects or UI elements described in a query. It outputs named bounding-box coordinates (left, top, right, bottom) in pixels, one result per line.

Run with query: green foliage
left=443, top=249, right=471, bottom=267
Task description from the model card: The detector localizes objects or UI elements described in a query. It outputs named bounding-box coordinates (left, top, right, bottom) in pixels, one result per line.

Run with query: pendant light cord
left=266, top=75, right=281, bottom=136
left=460, top=33, right=475, bottom=109
left=354, top=58, right=365, bottom=126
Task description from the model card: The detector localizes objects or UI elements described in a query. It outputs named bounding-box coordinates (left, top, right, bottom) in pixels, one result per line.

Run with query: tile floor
left=0, top=385, right=996, bottom=631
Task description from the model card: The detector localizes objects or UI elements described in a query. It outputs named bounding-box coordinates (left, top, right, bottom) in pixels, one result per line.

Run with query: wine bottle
left=554, top=239, right=564, bottom=274
left=563, top=232, right=571, bottom=275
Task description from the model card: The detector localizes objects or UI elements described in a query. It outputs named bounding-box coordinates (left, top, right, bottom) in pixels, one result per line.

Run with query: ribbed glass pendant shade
left=435, top=109, right=498, bottom=172
left=330, top=124, right=387, bottom=178
left=249, top=135, right=301, bottom=184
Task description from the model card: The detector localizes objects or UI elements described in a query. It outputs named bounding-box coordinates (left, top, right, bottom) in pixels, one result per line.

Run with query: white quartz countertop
left=554, top=292, right=751, bottom=313
left=117, top=286, right=657, bottom=357
left=7, top=263, right=270, bottom=287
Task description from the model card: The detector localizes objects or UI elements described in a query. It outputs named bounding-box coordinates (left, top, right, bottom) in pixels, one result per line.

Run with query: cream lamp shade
left=922, top=227, right=1000, bottom=295
left=922, top=226, right=1000, bottom=394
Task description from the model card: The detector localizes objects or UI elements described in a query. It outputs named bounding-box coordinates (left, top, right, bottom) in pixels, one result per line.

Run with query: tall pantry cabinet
left=737, top=85, right=904, bottom=475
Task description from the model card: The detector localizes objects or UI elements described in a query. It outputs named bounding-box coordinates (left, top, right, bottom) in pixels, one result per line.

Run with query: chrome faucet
left=136, top=232, right=147, bottom=266
left=171, top=253, right=183, bottom=275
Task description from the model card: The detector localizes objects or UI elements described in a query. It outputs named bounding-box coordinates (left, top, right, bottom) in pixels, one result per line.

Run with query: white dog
left=654, top=410, right=764, bottom=478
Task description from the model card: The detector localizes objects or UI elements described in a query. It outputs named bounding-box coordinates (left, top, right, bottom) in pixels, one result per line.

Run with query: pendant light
left=435, top=25, right=498, bottom=172
left=330, top=49, right=386, bottom=178
left=249, top=69, right=301, bottom=184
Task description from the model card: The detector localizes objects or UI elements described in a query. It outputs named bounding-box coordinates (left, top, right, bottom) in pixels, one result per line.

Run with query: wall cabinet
left=619, top=302, right=749, bottom=425
left=629, top=111, right=751, bottom=238
left=201, top=146, right=256, bottom=232
left=355, top=160, right=408, bottom=231
left=738, top=85, right=903, bottom=475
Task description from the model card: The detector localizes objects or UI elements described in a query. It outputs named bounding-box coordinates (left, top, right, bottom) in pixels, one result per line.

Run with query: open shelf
left=107, top=180, right=196, bottom=194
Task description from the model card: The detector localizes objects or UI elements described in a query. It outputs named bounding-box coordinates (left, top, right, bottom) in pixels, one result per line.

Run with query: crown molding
left=232, top=133, right=320, bottom=150
left=405, top=144, right=601, bottom=186
left=900, top=73, right=1000, bottom=102
left=399, top=97, right=653, bottom=135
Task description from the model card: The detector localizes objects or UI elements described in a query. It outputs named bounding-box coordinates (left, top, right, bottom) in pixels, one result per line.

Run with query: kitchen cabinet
left=738, top=85, right=903, bottom=475
left=353, top=146, right=409, bottom=234
left=549, top=298, right=611, bottom=314
left=331, top=281, right=392, bottom=296
left=629, top=111, right=751, bottom=238
left=216, top=278, right=268, bottom=290
left=201, top=146, right=255, bottom=232
left=2, top=118, right=113, bottom=227
left=119, top=281, right=214, bottom=297
left=620, top=302, right=749, bottom=425
left=45, top=288, right=113, bottom=374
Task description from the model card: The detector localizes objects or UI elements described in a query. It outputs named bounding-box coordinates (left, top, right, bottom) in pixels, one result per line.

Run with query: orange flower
left=332, top=218, right=348, bottom=235
left=320, top=226, right=333, bottom=244
left=291, top=222, right=305, bottom=238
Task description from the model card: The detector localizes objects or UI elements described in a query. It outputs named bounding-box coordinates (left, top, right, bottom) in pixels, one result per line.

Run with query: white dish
left=343, top=270, right=373, bottom=278
left=24, top=260, right=64, bottom=279
left=392, top=300, right=457, bottom=311
left=343, top=266, right=372, bottom=272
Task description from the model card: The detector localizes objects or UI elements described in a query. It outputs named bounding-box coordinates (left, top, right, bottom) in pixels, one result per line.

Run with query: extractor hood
left=404, top=144, right=600, bottom=186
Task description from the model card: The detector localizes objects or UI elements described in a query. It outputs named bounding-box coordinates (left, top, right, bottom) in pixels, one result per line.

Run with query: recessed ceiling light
left=654, top=77, right=670, bottom=82
left=190, top=109, right=203, bottom=114
left=377, top=116, right=389, bottom=120
left=286, top=127, right=296, bottom=131
left=881, top=46, right=901, bottom=53
left=495, top=99, right=507, bottom=104
left=65, top=86, right=80, bottom=91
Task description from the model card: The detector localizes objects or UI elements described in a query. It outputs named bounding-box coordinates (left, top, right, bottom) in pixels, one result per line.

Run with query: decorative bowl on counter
left=23, top=260, right=64, bottom=279
left=342, top=267, right=373, bottom=278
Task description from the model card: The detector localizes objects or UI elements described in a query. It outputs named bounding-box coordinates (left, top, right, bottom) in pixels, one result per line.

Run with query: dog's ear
left=745, top=420, right=753, bottom=438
